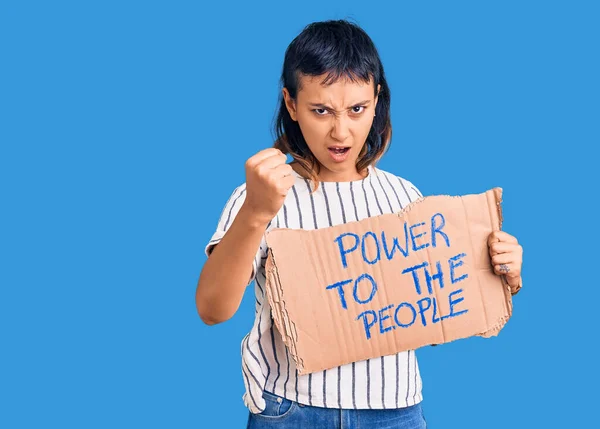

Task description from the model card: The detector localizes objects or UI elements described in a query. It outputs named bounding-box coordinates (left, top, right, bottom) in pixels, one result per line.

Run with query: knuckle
left=256, top=164, right=269, bottom=176
left=265, top=174, right=277, bottom=187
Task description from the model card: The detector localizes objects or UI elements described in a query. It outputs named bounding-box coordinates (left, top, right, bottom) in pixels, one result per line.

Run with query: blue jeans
left=247, top=390, right=427, bottom=429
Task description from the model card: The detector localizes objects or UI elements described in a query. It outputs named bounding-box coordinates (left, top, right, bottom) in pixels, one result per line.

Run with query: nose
left=330, top=114, right=351, bottom=142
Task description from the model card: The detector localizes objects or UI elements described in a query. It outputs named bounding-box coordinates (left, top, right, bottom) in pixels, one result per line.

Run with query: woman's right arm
left=195, top=203, right=269, bottom=325
left=195, top=148, right=295, bottom=326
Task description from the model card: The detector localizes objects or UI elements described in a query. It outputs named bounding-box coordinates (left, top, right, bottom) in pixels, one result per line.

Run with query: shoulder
left=219, top=181, right=281, bottom=229
left=222, top=182, right=248, bottom=205
left=212, top=182, right=249, bottom=227
left=372, top=165, right=423, bottom=198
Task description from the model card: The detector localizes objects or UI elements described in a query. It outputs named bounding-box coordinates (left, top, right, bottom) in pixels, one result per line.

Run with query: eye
left=312, top=106, right=367, bottom=116
left=312, top=108, right=329, bottom=116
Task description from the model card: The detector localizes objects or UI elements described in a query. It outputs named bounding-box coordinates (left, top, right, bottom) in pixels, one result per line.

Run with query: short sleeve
left=204, top=183, right=269, bottom=287
left=405, top=180, right=423, bottom=200
left=396, top=176, right=424, bottom=203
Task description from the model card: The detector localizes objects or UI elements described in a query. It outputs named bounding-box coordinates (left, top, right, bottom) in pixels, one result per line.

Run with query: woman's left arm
left=487, top=230, right=523, bottom=295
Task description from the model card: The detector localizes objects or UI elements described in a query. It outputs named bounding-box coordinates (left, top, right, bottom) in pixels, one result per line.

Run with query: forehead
left=297, top=73, right=374, bottom=103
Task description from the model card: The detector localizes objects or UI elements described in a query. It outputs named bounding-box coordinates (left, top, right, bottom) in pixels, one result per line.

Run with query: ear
left=282, top=88, right=298, bottom=121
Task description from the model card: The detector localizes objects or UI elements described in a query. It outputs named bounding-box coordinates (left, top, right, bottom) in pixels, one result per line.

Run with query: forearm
left=196, top=204, right=269, bottom=325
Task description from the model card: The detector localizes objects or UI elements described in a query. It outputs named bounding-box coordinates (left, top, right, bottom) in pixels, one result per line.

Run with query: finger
left=272, top=163, right=295, bottom=179
left=248, top=148, right=285, bottom=167
left=493, top=262, right=521, bottom=279
left=280, top=172, right=297, bottom=195
left=491, top=252, right=516, bottom=265
left=493, top=262, right=512, bottom=276
left=489, top=241, right=520, bottom=257
left=279, top=173, right=296, bottom=193
left=488, top=230, right=518, bottom=245
left=487, top=231, right=501, bottom=247
left=256, top=151, right=288, bottom=170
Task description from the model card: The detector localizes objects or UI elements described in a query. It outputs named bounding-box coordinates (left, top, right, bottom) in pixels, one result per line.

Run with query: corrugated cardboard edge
left=264, top=249, right=305, bottom=373
left=478, top=186, right=514, bottom=338
left=265, top=187, right=512, bottom=371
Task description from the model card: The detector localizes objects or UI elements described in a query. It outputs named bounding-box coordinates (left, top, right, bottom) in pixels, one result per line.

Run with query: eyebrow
left=308, top=100, right=371, bottom=111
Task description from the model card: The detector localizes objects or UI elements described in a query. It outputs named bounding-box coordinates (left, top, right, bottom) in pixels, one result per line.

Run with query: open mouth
left=328, top=147, right=350, bottom=154
left=328, top=146, right=351, bottom=162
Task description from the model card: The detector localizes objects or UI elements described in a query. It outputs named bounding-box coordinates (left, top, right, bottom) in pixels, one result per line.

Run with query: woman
left=196, top=19, right=523, bottom=428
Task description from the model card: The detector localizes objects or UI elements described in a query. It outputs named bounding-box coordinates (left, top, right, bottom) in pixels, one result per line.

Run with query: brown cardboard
left=264, top=187, right=513, bottom=376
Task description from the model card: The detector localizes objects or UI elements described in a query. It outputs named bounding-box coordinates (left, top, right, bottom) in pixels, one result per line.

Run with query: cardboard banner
left=264, top=187, right=513, bottom=376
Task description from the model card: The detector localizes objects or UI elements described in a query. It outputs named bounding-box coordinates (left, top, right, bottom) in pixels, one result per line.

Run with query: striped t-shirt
left=204, top=163, right=425, bottom=414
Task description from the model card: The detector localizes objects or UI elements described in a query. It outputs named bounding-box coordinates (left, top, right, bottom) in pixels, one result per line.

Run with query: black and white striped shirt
left=204, top=163, right=424, bottom=414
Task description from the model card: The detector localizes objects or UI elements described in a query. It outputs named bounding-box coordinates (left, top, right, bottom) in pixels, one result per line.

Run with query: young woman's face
left=283, top=74, right=380, bottom=182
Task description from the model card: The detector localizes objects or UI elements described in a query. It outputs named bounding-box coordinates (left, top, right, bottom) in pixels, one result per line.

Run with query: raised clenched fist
left=243, top=148, right=295, bottom=224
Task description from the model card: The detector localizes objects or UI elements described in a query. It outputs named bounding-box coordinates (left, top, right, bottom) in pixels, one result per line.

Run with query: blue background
left=2, top=1, right=598, bottom=427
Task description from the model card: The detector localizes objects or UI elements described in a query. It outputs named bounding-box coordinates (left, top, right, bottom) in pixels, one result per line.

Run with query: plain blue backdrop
left=1, top=1, right=598, bottom=428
